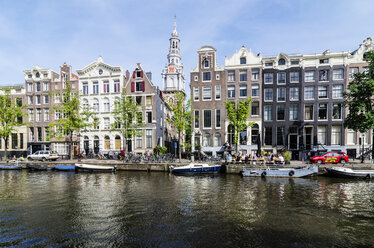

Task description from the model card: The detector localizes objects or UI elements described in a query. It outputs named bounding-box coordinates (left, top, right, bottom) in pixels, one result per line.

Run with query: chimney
left=125, top=70, right=130, bottom=80
left=146, top=72, right=152, bottom=80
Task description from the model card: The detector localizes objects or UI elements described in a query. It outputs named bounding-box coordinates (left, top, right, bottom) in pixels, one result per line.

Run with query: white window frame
left=202, top=86, right=212, bottom=101
left=215, top=109, right=221, bottom=129
left=333, top=69, right=344, bottom=80
left=193, top=87, right=199, bottom=101
left=305, top=71, right=315, bottom=82
left=215, top=85, right=221, bottom=100
left=203, top=109, right=212, bottom=129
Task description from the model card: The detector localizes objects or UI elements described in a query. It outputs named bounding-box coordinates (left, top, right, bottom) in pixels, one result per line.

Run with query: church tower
left=162, top=18, right=185, bottom=102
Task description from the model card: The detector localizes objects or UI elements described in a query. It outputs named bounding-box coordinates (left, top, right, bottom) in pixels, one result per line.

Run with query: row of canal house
left=190, top=38, right=374, bottom=160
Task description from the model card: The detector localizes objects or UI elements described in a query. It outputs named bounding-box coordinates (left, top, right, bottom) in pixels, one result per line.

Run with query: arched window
left=203, top=133, right=211, bottom=147
left=115, top=135, right=121, bottom=150
left=251, top=124, right=259, bottom=144
left=93, top=98, right=99, bottom=112
left=240, top=129, right=247, bottom=145
left=214, top=133, right=222, bottom=147
left=93, top=135, right=100, bottom=154
left=278, top=58, right=286, bottom=65
left=104, top=135, right=110, bottom=150
left=103, top=97, right=110, bottom=112
left=82, top=98, right=89, bottom=108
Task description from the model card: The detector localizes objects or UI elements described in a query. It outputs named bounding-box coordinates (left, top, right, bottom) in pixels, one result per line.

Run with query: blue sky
left=0, top=0, right=373, bottom=97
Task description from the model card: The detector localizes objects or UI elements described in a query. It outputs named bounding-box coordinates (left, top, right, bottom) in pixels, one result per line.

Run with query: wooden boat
left=75, top=163, right=116, bottom=172
left=26, top=163, right=51, bottom=171
left=170, top=163, right=221, bottom=174
left=0, top=164, right=22, bottom=170
left=242, top=166, right=318, bottom=178
left=54, top=165, right=76, bottom=171
left=324, top=167, right=374, bottom=179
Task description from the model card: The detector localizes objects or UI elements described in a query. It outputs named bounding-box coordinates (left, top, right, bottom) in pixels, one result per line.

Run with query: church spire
left=172, top=15, right=178, bottom=37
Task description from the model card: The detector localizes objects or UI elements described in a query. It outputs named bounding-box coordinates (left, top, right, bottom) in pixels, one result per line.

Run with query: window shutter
left=103, top=84, right=106, bottom=93
left=142, top=81, right=145, bottom=92
left=131, top=82, right=135, bottom=92
left=140, top=71, right=143, bottom=77
left=132, top=71, right=135, bottom=78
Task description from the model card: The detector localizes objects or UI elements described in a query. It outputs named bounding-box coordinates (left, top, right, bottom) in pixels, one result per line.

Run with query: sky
left=0, top=0, right=374, bottom=98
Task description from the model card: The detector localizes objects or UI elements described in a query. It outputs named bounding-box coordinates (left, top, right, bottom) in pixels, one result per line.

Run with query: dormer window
left=36, top=72, right=40, bottom=78
left=363, top=52, right=369, bottom=59
left=278, top=58, right=286, bottom=65
left=240, top=57, right=246, bottom=64
left=136, top=70, right=142, bottom=78
left=265, top=62, right=273, bottom=67
left=320, top=59, right=329, bottom=64
left=291, top=60, right=299, bottom=65
left=204, top=59, right=209, bottom=68
left=28, top=74, right=32, bottom=78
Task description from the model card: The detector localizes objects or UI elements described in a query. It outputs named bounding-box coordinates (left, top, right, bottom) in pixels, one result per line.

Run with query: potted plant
left=282, top=150, right=291, bottom=165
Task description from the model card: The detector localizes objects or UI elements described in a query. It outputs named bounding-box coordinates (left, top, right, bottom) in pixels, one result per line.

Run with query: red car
left=310, top=152, right=348, bottom=164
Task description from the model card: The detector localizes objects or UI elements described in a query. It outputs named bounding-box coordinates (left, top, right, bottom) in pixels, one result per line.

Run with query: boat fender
left=261, top=172, right=267, bottom=177
left=289, top=170, right=295, bottom=177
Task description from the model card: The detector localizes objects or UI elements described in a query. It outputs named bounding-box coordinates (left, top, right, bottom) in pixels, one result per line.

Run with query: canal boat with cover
left=0, top=164, right=22, bottom=170
left=54, top=165, right=76, bottom=171
left=242, top=166, right=318, bottom=178
left=75, top=163, right=116, bottom=172
left=324, top=167, right=374, bottom=179
left=26, top=163, right=52, bottom=171
left=170, top=163, right=221, bottom=174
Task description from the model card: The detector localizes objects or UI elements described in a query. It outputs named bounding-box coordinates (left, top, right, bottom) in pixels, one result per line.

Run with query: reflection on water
left=0, top=170, right=374, bottom=247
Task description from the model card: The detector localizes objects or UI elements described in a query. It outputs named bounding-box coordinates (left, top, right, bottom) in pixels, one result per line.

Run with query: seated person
left=236, top=153, right=241, bottom=162
left=18, top=155, right=24, bottom=161
left=244, top=155, right=249, bottom=163
left=278, top=154, right=285, bottom=165
left=227, top=154, right=233, bottom=162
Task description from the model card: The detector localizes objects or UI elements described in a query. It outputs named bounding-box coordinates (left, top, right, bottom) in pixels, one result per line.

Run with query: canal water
left=0, top=170, right=374, bottom=248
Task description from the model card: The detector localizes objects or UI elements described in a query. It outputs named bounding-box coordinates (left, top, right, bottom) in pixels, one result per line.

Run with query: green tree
left=111, top=89, right=144, bottom=153
left=225, top=98, right=255, bottom=154
left=0, top=89, right=27, bottom=160
left=49, top=81, right=96, bottom=159
left=344, top=50, right=374, bottom=162
left=166, top=92, right=192, bottom=163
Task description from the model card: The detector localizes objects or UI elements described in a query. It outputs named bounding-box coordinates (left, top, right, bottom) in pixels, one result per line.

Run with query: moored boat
left=170, top=163, right=221, bottom=174
left=75, top=163, right=116, bottom=172
left=54, top=165, right=76, bottom=171
left=324, top=167, right=374, bottom=179
left=0, top=164, right=22, bottom=170
left=242, top=166, right=318, bottom=178
left=26, top=163, right=51, bottom=171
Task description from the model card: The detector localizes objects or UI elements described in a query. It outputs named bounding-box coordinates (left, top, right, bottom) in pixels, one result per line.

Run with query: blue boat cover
left=55, top=165, right=76, bottom=170
left=0, top=164, right=22, bottom=169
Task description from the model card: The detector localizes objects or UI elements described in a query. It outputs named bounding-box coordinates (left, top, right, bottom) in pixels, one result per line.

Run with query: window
left=93, top=99, right=99, bottom=112
left=37, top=127, right=42, bottom=141
left=318, top=103, right=327, bottom=120
left=319, top=70, right=329, bottom=81
left=227, top=70, right=235, bottom=82
left=240, top=85, right=247, bottom=97
left=289, top=105, right=298, bottom=120
left=114, top=80, right=120, bottom=93
left=240, top=57, right=246, bottom=64
left=194, top=110, right=199, bottom=128
left=28, top=83, right=33, bottom=92
left=216, top=74, right=220, bottom=80
left=347, top=129, right=356, bottom=145
left=363, top=67, right=369, bottom=74
left=104, top=118, right=110, bottom=129
left=228, top=86, right=235, bottom=98
left=251, top=85, right=259, bottom=97
left=93, top=82, right=99, bottom=94
left=264, top=88, right=273, bottom=101
left=203, top=133, right=211, bottom=146
left=215, top=85, right=221, bottom=100
left=136, top=70, right=142, bottom=78
left=146, top=130, right=152, bottom=148
left=290, top=72, right=299, bottom=82
left=251, top=102, right=259, bottom=116
left=290, top=87, right=299, bottom=100
left=332, top=103, right=342, bottom=119
left=349, top=68, right=359, bottom=80
left=277, top=126, right=285, bottom=145
left=265, top=127, right=272, bottom=145
left=251, top=69, right=259, bottom=80
left=317, top=126, right=327, bottom=145
left=193, top=87, right=199, bottom=101
left=82, top=98, right=89, bottom=108
left=203, top=110, right=212, bottom=128
left=239, top=70, right=247, bottom=81
left=305, top=71, right=315, bottom=82
left=103, top=98, right=110, bottom=112
left=332, top=85, right=343, bottom=98
left=136, top=112, right=142, bottom=123
left=36, top=82, right=41, bottom=92
left=277, top=105, right=285, bottom=120
left=320, top=59, right=329, bottom=64
left=36, top=95, right=41, bottom=105
left=146, top=112, right=152, bottom=123
left=240, top=129, right=247, bottom=145
left=305, top=105, right=313, bottom=120
left=28, top=96, right=33, bottom=104
left=28, top=74, right=32, bottom=79
left=264, top=73, right=273, bottom=84
left=203, top=72, right=211, bottom=81
left=277, top=88, right=286, bottom=101
left=44, top=95, right=49, bottom=104
left=265, top=62, right=273, bottom=67
left=36, top=109, right=41, bottom=122
left=278, top=58, right=286, bottom=65
left=203, top=86, right=212, bottom=100
left=333, top=69, right=344, bottom=80
left=331, top=126, right=341, bottom=145
left=304, top=86, right=314, bottom=100
left=277, top=72, right=286, bottom=84
left=83, top=82, right=88, bottom=94
left=146, top=96, right=152, bottom=105
left=291, top=60, right=299, bottom=65
left=204, top=60, right=209, bottom=68
left=36, top=72, right=40, bottom=78
left=216, top=109, right=221, bottom=128
left=318, top=86, right=328, bottom=99
left=264, top=105, right=272, bottom=121
left=136, top=81, right=143, bottom=91
left=55, top=110, right=61, bottom=120
left=20, top=133, right=24, bottom=149
left=103, top=81, right=109, bottom=93
left=214, top=134, right=221, bottom=147
left=44, top=109, right=49, bottom=121
left=136, top=135, right=142, bottom=148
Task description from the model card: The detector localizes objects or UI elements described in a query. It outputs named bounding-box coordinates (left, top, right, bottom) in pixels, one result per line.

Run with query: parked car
left=310, top=151, right=348, bottom=164
left=27, top=150, right=60, bottom=161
